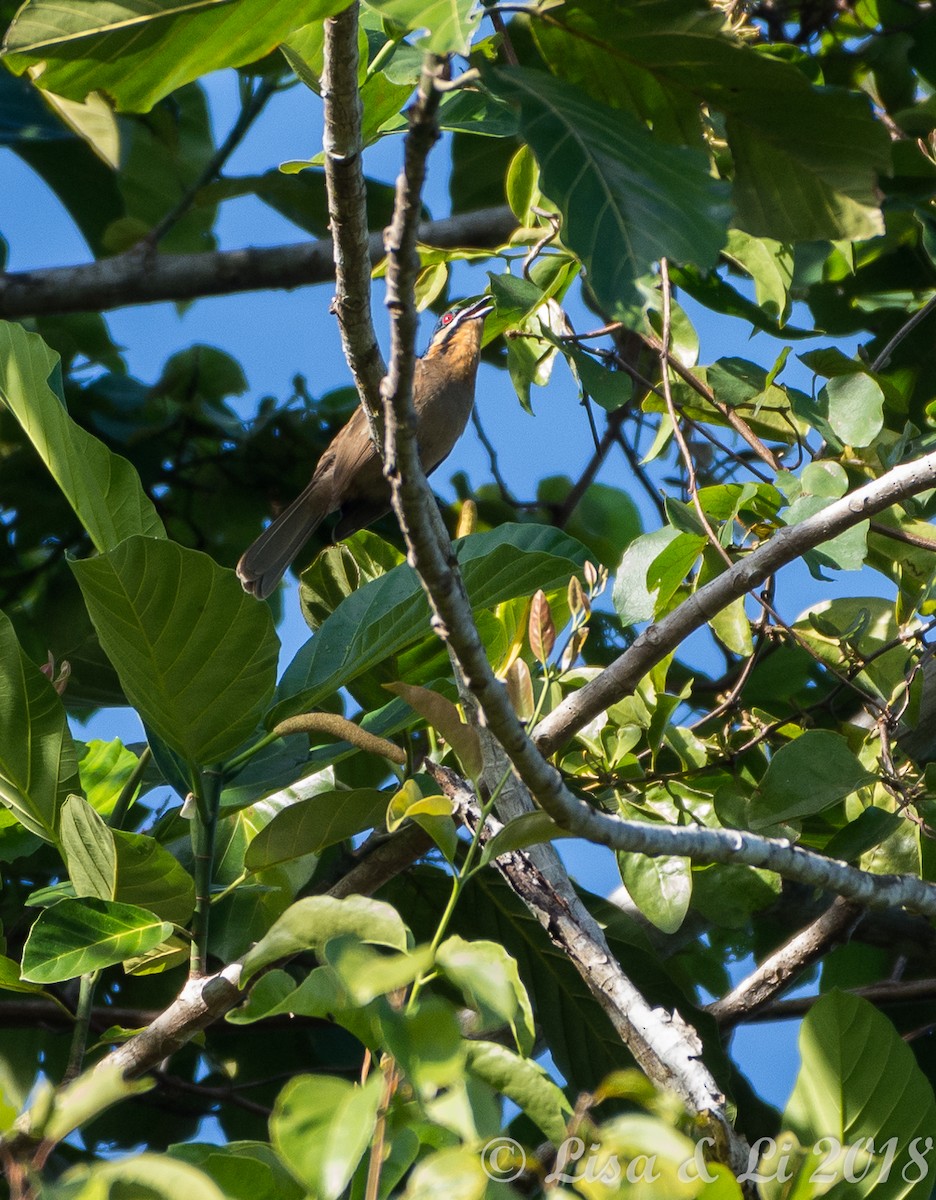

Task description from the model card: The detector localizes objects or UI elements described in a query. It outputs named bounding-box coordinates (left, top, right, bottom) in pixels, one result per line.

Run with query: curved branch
left=534, top=450, right=936, bottom=754
left=0, top=207, right=516, bottom=319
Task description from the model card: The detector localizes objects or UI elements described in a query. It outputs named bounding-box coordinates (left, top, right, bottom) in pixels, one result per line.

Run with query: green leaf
left=324, top=938, right=434, bottom=1006
left=78, top=739, right=140, bottom=817
left=749, top=732, right=876, bottom=829
left=404, top=1147, right=488, bottom=1200
left=273, top=524, right=588, bottom=722
left=61, top=1154, right=226, bottom=1200
left=612, top=527, right=682, bottom=625
left=383, top=683, right=482, bottom=779
left=616, top=850, right=692, bottom=934
left=366, top=0, right=482, bottom=55
left=2, top=0, right=346, bottom=113
left=531, top=0, right=890, bottom=242
left=169, top=1142, right=304, bottom=1200
left=485, top=66, right=730, bottom=313
left=783, top=992, right=936, bottom=1199
left=480, top=811, right=569, bottom=864
left=0, top=322, right=164, bottom=551
left=60, top=794, right=116, bottom=900
left=112, top=830, right=196, bottom=924
left=0, top=610, right=79, bottom=842
left=381, top=994, right=465, bottom=1097
left=822, top=807, right=904, bottom=864
left=723, top=229, right=793, bottom=324
left=464, top=1041, right=572, bottom=1146
left=436, top=936, right=536, bottom=1055
left=709, top=595, right=754, bottom=657
left=244, top=789, right=387, bottom=871
left=299, top=530, right=405, bottom=631
left=21, top=897, right=172, bottom=983
left=240, top=895, right=408, bottom=984
left=71, top=537, right=278, bottom=767
left=821, top=374, right=886, bottom=448
left=271, top=1073, right=383, bottom=1199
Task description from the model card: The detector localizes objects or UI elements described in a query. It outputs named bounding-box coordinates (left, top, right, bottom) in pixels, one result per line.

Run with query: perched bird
left=237, top=295, right=494, bottom=599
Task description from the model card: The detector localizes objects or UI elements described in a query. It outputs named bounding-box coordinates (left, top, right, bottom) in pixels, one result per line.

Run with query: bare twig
left=706, top=898, right=862, bottom=1027
left=871, top=293, right=936, bottom=372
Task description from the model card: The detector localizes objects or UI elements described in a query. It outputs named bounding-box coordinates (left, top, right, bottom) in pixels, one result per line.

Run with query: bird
left=237, top=294, right=494, bottom=599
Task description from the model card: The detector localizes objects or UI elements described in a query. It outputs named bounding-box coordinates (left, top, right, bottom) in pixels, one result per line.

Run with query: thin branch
left=322, top=1, right=386, bottom=432
left=870, top=292, right=936, bottom=371
left=146, top=74, right=279, bottom=249
left=534, top=449, right=936, bottom=755
left=0, top=206, right=516, bottom=319
left=706, top=898, right=862, bottom=1027
left=736, top=976, right=936, bottom=1023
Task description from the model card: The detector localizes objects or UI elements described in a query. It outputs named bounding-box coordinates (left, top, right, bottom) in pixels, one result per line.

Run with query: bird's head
left=425, top=295, right=495, bottom=358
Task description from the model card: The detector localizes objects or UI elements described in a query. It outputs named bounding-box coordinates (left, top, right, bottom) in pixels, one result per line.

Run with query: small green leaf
left=436, top=936, right=536, bottom=1055
left=612, top=527, right=683, bottom=625
left=366, top=0, right=482, bottom=55
left=112, top=830, right=196, bottom=925
left=821, top=373, right=885, bottom=448
left=271, top=1073, right=383, bottom=1199
left=60, top=794, right=116, bottom=901
left=617, top=850, right=692, bottom=934
left=465, top=1041, right=572, bottom=1146
left=240, top=896, right=408, bottom=984
left=750, top=732, right=876, bottom=829
left=21, top=898, right=172, bottom=983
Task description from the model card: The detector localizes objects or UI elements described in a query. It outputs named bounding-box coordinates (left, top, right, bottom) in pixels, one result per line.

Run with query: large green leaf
left=485, top=66, right=730, bottom=313
left=272, top=524, right=588, bottom=722
left=244, top=789, right=387, bottom=871
left=465, top=1041, right=571, bottom=1147
left=70, top=537, right=278, bottom=767
left=0, top=610, right=79, bottom=842
left=0, top=322, right=164, bottom=551
left=783, top=992, right=936, bottom=1199
left=531, top=0, right=890, bottom=242
left=366, top=0, right=482, bottom=55
left=2, top=0, right=346, bottom=113
left=21, top=897, right=172, bottom=982
left=61, top=1155, right=226, bottom=1200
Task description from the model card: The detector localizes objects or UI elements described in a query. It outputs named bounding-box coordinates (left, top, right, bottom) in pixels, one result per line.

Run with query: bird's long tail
left=236, top=480, right=331, bottom=600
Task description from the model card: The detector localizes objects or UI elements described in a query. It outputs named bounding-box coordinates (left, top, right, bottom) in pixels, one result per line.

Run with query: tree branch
left=425, top=760, right=751, bottom=1175
left=534, top=450, right=936, bottom=754
left=322, top=1, right=386, bottom=430
left=0, top=207, right=516, bottom=320
left=706, top=898, right=862, bottom=1028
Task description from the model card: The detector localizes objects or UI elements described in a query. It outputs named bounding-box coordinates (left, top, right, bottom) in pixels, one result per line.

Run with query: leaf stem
left=110, top=745, right=152, bottom=830
left=190, top=770, right=222, bottom=976
left=63, top=970, right=99, bottom=1083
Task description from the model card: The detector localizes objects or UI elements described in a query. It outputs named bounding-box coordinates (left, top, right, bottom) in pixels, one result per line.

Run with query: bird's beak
left=461, top=295, right=495, bottom=321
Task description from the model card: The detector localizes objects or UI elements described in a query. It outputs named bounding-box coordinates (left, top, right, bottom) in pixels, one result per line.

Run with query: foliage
left=1, top=0, right=936, bottom=1197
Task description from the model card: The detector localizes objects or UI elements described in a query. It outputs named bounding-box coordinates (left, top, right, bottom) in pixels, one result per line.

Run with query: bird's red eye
left=441, top=313, right=454, bottom=325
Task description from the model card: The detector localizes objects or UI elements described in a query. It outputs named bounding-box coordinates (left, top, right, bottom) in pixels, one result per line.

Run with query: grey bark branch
left=534, top=450, right=936, bottom=755
left=426, top=760, right=751, bottom=1174
left=0, top=207, right=516, bottom=319
left=706, top=898, right=862, bottom=1027
left=322, top=1, right=386, bottom=432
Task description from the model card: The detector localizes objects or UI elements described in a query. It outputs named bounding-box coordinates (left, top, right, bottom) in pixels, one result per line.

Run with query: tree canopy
left=3, top=0, right=936, bottom=1196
